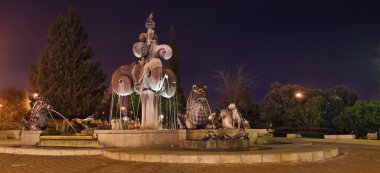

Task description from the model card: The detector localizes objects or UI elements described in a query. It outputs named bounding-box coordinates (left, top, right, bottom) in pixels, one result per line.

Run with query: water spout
left=50, top=109, right=78, bottom=134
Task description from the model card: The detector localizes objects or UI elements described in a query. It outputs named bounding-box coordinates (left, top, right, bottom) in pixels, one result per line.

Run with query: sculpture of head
left=191, top=85, right=208, bottom=102
left=228, top=103, right=237, bottom=110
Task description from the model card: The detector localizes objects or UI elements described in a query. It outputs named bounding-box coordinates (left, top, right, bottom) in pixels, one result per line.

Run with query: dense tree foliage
left=0, top=87, right=29, bottom=129
left=260, top=82, right=358, bottom=129
left=29, top=8, right=106, bottom=118
left=333, top=101, right=380, bottom=137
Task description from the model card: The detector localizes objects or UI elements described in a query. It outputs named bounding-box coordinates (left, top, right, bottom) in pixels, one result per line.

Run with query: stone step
left=39, top=135, right=100, bottom=147
left=40, top=135, right=93, bottom=140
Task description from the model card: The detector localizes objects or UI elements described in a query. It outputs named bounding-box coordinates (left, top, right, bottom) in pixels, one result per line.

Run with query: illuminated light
left=208, top=115, right=212, bottom=120
left=160, top=114, right=164, bottom=120
left=0, top=104, right=2, bottom=108
left=121, top=106, right=126, bottom=111
left=33, top=93, right=39, bottom=98
left=295, top=92, right=303, bottom=98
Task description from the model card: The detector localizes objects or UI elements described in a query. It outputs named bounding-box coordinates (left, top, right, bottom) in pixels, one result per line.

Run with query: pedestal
left=140, top=90, right=158, bottom=129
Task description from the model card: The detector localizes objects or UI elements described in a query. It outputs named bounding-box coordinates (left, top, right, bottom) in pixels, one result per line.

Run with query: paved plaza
left=0, top=142, right=378, bottom=173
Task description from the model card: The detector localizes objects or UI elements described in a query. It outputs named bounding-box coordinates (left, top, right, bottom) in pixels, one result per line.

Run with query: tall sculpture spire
left=111, top=13, right=177, bottom=129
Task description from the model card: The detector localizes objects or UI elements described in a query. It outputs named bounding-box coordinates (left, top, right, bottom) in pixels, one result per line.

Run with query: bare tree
left=214, top=65, right=258, bottom=113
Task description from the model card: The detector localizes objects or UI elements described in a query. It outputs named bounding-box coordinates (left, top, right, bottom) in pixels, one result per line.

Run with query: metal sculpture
left=111, top=13, right=177, bottom=129
left=184, top=85, right=211, bottom=129
left=22, top=97, right=77, bottom=133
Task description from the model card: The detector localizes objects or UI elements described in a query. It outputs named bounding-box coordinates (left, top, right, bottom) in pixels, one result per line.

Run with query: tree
left=29, top=7, right=106, bottom=118
left=0, top=87, right=29, bottom=129
left=333, top=101, right=380, bottom=137
left=294, top=96, right=324, bottom=127
left=260, top=82, right=305, bottom=127
left=214, top=65, right=257, bottom=117
left=168, top=26, right=185, bottom=114
left=319, top=86, right=358, bottom=128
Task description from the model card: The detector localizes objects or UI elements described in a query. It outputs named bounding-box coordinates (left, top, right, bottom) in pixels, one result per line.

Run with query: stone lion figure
left=185, top=85, right=211, bottom=129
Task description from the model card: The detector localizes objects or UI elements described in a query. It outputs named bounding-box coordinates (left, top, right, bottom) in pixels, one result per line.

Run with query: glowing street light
left=33, top=93, right=39, bottom=98
left=295, top=92, right=304, bottom=99
left=121, top=106, right=126, bottom=111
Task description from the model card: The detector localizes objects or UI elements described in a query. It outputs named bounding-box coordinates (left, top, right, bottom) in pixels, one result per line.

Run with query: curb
left=102, top=147, right=340, bottom=164
left=0, top=146, right=102, bottom=156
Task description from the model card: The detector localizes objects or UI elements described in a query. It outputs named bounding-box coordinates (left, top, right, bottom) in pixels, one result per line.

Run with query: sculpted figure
left=228, top=103, right=242, bottom=129
left=185, top=85, right=211, bottom=129
left=220, top=109, right=234, bottom=129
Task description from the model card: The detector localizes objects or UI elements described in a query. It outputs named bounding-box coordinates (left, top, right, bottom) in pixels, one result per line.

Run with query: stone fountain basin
left=179, top=138, right=249, bottom=151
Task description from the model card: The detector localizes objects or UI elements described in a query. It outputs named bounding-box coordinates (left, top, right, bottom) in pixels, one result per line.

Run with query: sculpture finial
left=145, top=12, right=155, bottom=30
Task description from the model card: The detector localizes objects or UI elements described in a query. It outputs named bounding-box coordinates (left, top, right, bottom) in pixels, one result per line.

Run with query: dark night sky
left=1, top=0, right=380, bottom=108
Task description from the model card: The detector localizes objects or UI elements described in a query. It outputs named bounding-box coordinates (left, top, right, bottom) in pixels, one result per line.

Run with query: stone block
left=4, top=147, right=15, bottom=154
left=312, top=151, right=323, bottom=161
left=331, top=148, right=339, bottom=157
left=88, top=150, right=102, bottom=156
left=160, top=154, right=179, bottom=163
left=178, top=155, right=198, bottom=163
left=35, top=149, right=48, bottom=155
left=281, top=153, right=298, bottom=162
left=219, top=154, right=242, bottom=163
left=197, top=155, right=220, bottom=163
left=367, top=133, right=377, bottom=140
left=144, top=154, right=160, bottom=162
left=14, top=148, right=23, bottom=154
left=119, top=153, right=130, bottom=161
left=61, top=150, right=75, bottom=156
left=47, top=149, right=61, bottom=156
left=298, top=152, right=313, bottom=162
left=262, top=154, right=280, bottom=163
left=323, top=150, right=333, bottom=159
left=21, top=148, right=35, bottom=155
left=0, top=147, right=5, bottom=153
left=74, top=150, right=89, bottom=156
left=130, top=153, right=144, bottom=162
left=241, top=154, right=262, bottom=164
left=115, top=134, right=124, bottom=147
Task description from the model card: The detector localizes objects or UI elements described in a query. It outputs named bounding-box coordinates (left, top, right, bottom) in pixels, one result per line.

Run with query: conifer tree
left=168, top=26, right=185, bottom=114
left=29, top=7, right=106, bottom=118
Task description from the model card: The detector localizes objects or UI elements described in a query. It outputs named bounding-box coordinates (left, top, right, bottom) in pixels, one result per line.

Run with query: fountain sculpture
left=22, top=97, right=77, bottom=133
left=183, top=85, right=212, bottom=129
left=111, top=13, right=177, bottom=129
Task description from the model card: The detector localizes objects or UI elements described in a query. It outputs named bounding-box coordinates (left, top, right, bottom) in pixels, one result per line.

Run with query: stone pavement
left=0, top=142, right=378, bottom=173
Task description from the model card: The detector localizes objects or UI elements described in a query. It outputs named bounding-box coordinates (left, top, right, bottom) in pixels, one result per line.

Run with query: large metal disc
left=161, top=69, right=177, bottom=98
left=112, top=65, right=134, bottom=96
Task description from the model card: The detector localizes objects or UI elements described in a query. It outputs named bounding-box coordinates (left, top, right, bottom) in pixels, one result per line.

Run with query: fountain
left=110, top=12, right=177, bottom=129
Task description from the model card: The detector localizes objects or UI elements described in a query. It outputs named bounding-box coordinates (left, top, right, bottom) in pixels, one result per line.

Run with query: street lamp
left=295, top=92, right=304, bottom=99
